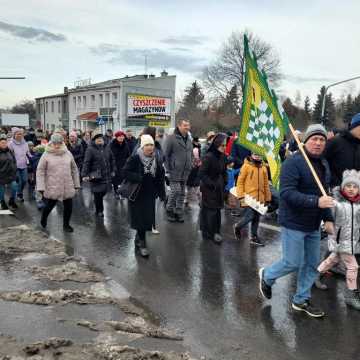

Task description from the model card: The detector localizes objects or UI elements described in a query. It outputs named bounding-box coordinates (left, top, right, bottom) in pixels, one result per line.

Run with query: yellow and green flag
left=239, top=35, right=288, bottom=187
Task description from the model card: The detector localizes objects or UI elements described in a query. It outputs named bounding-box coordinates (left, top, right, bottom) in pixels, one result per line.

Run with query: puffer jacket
left=8, top=138, right=30, bottom=169
left=236, top=157, right=271, bottom=207
left=328, top=187, right=360, bottom=255
left=0, top=147, right=17, bottom=185
left=36, top=144, right=80, bottom=201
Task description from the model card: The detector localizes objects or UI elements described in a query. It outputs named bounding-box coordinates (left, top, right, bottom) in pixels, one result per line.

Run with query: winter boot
left=139, top=237, right=149, bottom=258
left=8, top=198, right=18, bottom=209
left=1, top=200, right=8, bottom=210
left=344, top=289, right=360, bottom=310
left=250, top=235, right=264, bottom=247
left=63, top=224, right=74, bottom=233
left=213, top=233, right=223, bottom=245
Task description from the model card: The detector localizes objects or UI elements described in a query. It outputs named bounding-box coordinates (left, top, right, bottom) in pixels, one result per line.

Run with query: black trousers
left=42, top=198, right=73, bottom=226
left=94, top=192, right=106, bottom=213
left=200, top=206, right=221, bottom=239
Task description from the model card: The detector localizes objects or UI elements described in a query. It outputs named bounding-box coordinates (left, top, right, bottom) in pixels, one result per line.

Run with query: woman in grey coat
left=318, top=170, right=360, bottom=310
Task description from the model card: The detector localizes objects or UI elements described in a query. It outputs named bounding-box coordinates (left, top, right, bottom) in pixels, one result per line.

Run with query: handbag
left=89, top=169, right=102, bottom=181
left=118, top=180, right=141, bottom=202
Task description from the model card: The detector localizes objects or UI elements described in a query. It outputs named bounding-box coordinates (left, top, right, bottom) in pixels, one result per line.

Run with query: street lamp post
left=321, top=75, right=360, bottom=125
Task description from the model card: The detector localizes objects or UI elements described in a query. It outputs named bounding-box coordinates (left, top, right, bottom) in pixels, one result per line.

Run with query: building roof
left=35, top=93, right=67, bottom=100
left=35, top=73, right=176, bottom=99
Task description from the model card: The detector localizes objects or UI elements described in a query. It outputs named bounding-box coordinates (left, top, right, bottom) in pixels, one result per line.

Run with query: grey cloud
left=285, top=74, right=335, bottom=84
left=161, top=35, right=208, bottom=46
left=90, top=44, right=205, bottom=73
left=0, top=21, right=66, bottom=42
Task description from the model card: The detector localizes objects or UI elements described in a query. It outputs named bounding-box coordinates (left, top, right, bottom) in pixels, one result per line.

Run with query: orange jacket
left=236, top=158, right=271, bottom=206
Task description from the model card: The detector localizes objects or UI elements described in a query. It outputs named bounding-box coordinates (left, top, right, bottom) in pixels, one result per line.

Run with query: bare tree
left=203, top=30, right=281, bottom=99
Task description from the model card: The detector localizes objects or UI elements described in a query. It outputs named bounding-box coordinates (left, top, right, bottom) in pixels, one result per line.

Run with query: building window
left=73, top=120, right=77, bottom=129
left=63, top=100, right=67, bottom=112
left=45, top=102, right=48, bottom=113
left=99, top=94, right=103, bottom=107
left=58, top=100, right=61, bottom=113
left=112, top=92, right=117, bottom=107
left=51, top=101, right=54, bottom=113
left=51, top=124, right=55, bottom=131
left=91, top=95, right=95, bottom=107
left=73, top=97, right=76, bottom=110
left=78, top=96, right=81, bottom=107
left=40, top=103, right=43, bottom=113
left=105, top=93, right=110, bottom=107
left=83, top=96, right=86, bottom=107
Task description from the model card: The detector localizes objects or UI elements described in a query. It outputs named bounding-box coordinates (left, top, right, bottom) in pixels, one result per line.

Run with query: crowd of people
left=1, top=112, right=360, bottom=318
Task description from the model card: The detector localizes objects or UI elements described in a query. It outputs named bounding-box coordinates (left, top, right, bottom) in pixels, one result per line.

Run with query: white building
left=35, top=73, right=176, bottom=133
left=35, top=90, right=69, bottom=131
left=68, top=73, right=176, bottom=133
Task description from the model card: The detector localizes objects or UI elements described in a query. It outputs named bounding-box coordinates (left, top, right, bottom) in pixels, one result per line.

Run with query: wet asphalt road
left=9, top=186, right=360, bottom=360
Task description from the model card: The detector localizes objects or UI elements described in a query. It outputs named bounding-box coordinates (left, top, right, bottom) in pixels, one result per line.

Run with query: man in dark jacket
left=67, top=131, right=85, bottom=172
left=0, top=134, right=18, bottom=209
left=259, top=124, right=335, bottom=318
left=163, top=119, right=193, bottom=222
left=325, top=113, right=360, bottom=187
left=125, top=129, right=137, bottom=153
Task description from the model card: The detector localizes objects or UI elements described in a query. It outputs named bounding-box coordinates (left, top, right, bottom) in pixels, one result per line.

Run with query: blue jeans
left=235, top=207, right=260, bottom=236
left=16, top=168, right=28, bottom=195
left=263, top=227, right=320, bottom=304
left=0, top=181, right=18, bottom=201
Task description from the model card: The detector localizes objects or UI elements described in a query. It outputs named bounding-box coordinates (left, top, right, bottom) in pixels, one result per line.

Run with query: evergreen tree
left=304, top=96, right=311, bottom=117
left=218, top=85, right=239, bottom=115
left=312, top=86, right=336, bottom=128
left=180, top=81, right=204, bottom=114
left=325, top=92, right=336, bottom=129
left=344, top=94, right=354, bottom=126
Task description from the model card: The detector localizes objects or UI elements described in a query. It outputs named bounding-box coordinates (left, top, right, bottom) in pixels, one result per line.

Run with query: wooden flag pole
left=288, top=123, right=327, bottom=197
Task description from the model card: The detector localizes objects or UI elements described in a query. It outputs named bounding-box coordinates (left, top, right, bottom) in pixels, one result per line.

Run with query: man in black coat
left=0, top=134, right=18, bottom=209
left=125, top=129, right=137, bottom=153
left=325, top=113, right=360, bottom=187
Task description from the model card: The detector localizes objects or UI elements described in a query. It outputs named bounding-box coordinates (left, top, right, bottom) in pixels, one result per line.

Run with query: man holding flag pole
left=237, top=35, right=335, bottom=318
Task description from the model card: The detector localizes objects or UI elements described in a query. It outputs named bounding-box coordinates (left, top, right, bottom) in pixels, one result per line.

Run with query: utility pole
left=321, top=75, right=360, bottom=125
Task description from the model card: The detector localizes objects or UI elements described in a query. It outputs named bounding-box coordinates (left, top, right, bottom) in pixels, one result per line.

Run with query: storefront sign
left=127, top=94, right=171, bottom=123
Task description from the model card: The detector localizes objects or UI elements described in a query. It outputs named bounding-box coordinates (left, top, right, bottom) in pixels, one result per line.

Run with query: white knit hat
left=140, top=134, right=154, bottom=148
left=341, top=169, right=360, bottom=189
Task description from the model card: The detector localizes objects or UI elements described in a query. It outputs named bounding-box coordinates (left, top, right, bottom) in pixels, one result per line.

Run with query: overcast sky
left=0, top=0, right=359, bottom=108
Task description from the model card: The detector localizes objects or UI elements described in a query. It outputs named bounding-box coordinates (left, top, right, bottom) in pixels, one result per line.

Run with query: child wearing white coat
left=318, top=170, right=360, bottom=310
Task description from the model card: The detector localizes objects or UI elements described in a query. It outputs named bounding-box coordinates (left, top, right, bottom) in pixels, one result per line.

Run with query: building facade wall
left=68, top=86, right=119, bottom=131
left=36, top=95, right=68, bottom=131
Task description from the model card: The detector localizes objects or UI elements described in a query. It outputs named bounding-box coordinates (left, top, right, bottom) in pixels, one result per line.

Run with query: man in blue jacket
left=259, top=124, right=335, bottom=318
